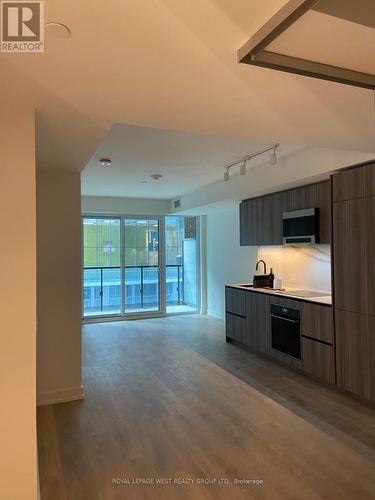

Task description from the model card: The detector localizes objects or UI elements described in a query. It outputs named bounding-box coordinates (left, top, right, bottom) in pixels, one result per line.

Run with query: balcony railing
left=83, top=264, right=184, bottom=316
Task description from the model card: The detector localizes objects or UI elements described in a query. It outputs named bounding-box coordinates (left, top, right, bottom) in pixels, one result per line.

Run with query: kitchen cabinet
left=240, top=194, right=283, bottom=246
left=225, top=287, right=247, bottom=344
left=333, top=195, right=375, bottom=316
left=239, top=180, right=331, bottom=246
left=269, top=298, right=335, bottom=379
left=226, top=312, right=247, bottom=344
left=300, top=301, right=336, bottom=382
left=335, top=309, right=375, bottom=401
left=301, top=302, right=334, bottom=344
left=225, top=287, right=246, bottom=317
left=332, top=161, right=375, bottom=403
left=301, top=337, right=335, bottom=384
left=246, top=292, right=271, bottom=354
left=332, top=161, right=375, bottom=202
left=226, top=288, right=336, bottom=382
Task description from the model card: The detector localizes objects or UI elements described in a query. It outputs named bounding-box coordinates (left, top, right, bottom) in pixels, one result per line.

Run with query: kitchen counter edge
left=226, top=284, right=332, bottom=307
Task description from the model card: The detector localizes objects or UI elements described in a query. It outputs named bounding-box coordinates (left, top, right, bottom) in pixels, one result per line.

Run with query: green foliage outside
left=83, top=218, right=162, bottom=268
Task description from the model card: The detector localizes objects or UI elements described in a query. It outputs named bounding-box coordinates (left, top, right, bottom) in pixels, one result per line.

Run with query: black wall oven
left=271, top=304, right=301, bottom=359
left=282, top=207, right=319, bottom=244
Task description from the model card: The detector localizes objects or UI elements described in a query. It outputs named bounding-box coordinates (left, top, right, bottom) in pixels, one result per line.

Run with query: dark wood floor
left=38, top=315, right=375, bottom=500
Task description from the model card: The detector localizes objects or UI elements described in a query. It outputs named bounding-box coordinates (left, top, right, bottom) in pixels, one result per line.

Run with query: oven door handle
left=271, top=314, right=299, bottom=324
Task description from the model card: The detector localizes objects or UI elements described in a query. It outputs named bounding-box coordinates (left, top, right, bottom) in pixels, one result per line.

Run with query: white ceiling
left=1, top=0, right=374, bottom=180
left=82, top=124, right=280, bottom=198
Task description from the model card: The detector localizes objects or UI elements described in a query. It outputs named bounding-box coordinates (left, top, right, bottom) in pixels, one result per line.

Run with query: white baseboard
left=37, top=385, right=84, bottom=407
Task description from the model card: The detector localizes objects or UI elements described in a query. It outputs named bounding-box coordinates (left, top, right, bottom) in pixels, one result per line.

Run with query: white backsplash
left=257, top=245, right=331, bottom=293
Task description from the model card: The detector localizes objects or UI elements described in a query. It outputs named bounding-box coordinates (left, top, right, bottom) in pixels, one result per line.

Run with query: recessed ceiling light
left=98, top=158, right=112, bottom=168
left=150, top=174, right=163, bottom=181
left=140, top=180, right=148, bottom=184
left=45, top=22, right=71, bottom=39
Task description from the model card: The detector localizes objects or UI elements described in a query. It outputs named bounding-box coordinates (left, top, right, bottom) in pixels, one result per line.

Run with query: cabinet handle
left=271, top=314, right=299, bottom=324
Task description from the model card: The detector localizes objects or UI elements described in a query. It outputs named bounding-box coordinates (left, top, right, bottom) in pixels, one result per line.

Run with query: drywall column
left=206, top=206, right=258, bottom=319
left=37, top=171, right=83, bottom=405
left=0, top=101, right=37, bottom=498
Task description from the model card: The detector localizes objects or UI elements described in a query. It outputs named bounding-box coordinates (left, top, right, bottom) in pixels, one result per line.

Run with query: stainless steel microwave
left=282, top=208, right=319, bottom=244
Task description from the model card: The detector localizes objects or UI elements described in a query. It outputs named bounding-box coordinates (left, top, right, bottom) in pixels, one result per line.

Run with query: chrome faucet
left=256, top=259, right=267, bottom=275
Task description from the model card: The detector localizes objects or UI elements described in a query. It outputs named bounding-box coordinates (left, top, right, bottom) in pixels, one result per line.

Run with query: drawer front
left=301, top=302, right=333, bottom=344
left=226, top=313, right=246, bottom=344
left=302, top=337, right=335, bottom=384
left=335, top=309, right=375, bottom=402
left=225, top=287, right=247, bottom=317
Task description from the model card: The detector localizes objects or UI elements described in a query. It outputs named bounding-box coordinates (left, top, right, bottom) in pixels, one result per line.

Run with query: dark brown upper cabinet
left=240, top=180, right=331, bottom=246
left=332, top=162, right=375, bottom=202
left=240, top=193, right=283, bottom=246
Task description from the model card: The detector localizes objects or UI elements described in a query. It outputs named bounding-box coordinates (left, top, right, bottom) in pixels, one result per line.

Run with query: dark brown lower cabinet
left=301, top=337, right=335, bottom=384
left=226, top=312, right=246, bottom=344
left=246, top=292, right=271, bottom=354
left=225, top=287, right=246, bottom=317
left=225, top=288, right=341, bottom=392
left=301, top=302, right=333, bottom=344
left=335, top=309, right=375, bottom=402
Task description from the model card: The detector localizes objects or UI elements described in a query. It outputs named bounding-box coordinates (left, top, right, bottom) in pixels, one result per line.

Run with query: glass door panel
left=83, top=268, right=101, bottom=315
left=124, top=267, right=142, bottom=311
left=124, top=218, right=160, bottom=314
left=102, top=267, right=121, bottom=314
left=83, top=217, right=121, bottom=317
left=165, top=216, right=199, bottom=314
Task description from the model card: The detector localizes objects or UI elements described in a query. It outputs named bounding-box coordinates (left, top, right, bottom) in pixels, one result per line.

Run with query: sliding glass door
left=82, top=215, right=199, bottom=319
left=123, top=217, right=161, bottom=314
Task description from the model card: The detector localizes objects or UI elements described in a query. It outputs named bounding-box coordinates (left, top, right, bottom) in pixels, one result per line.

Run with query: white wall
left=0, top=98, right=37, bottom=498
left=37, top=171, right=83, bottom=405
left=82, top=195, right=170, bottom=215
left=206, top=206, right=257, bottom=319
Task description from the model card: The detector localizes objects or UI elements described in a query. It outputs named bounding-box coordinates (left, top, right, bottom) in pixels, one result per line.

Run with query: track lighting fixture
left=223, top=144, right=279, bottom=182
left=270, top=146, right=278, bottom=166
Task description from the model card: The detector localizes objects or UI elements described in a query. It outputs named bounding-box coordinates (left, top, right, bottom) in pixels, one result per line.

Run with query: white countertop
left=228, top=284, right=332, bottom=306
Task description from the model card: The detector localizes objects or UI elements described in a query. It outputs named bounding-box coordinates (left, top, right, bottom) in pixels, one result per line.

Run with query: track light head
left=270, top=147, right=278, bottom=166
